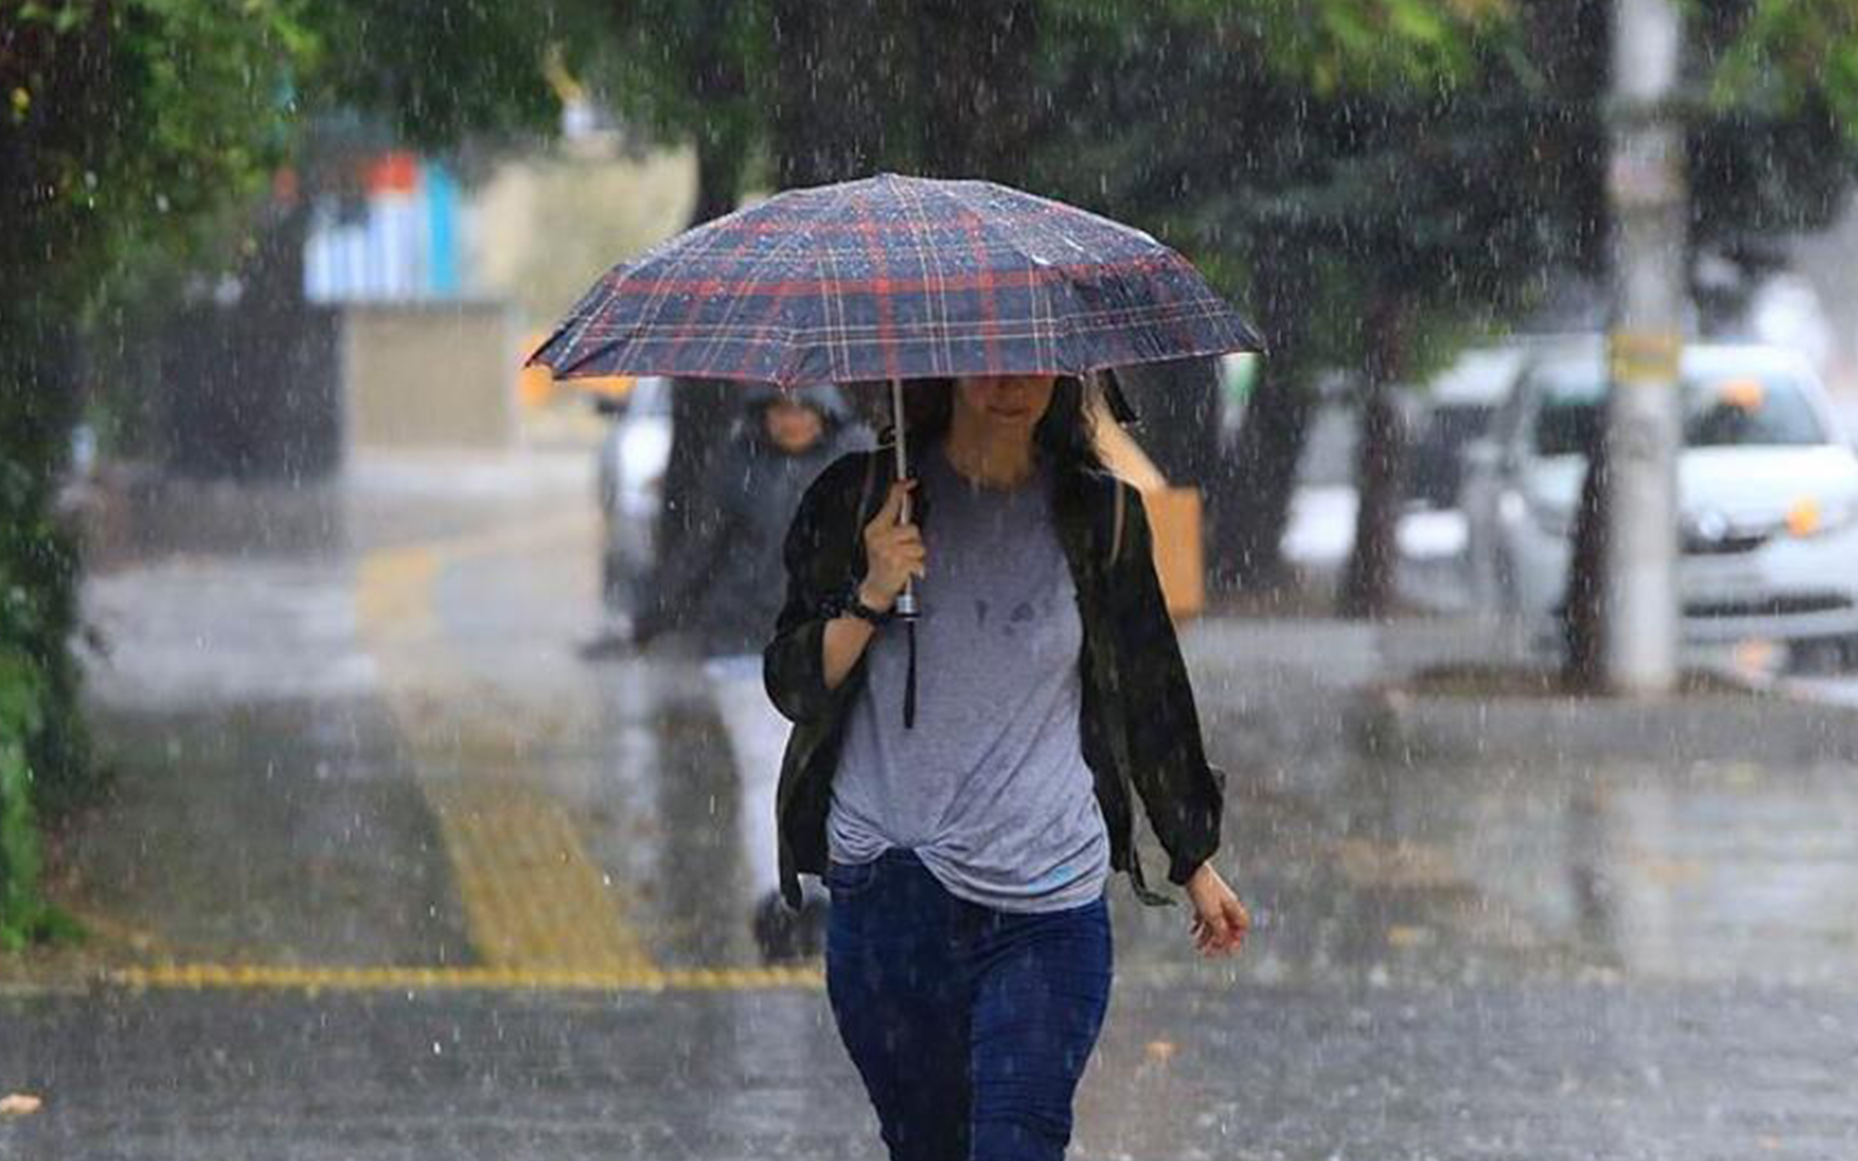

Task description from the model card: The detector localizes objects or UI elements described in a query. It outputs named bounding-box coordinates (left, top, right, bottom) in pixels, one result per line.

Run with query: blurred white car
left=1460, top=339, right=1858, bottom=656
left=595, top=376, right=673, bottom=621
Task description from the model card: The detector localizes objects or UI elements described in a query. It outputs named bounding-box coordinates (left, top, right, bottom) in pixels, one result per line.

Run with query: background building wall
left=469, top=147, right=697, bottom=330
left=342, top=303, right=519, bottom=450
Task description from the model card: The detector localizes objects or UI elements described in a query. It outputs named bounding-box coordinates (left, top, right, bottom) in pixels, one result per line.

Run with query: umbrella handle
left=891, top=377, right=919, bottom=620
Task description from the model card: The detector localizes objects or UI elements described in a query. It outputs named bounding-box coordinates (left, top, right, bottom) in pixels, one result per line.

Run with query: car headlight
left=1784, top=495, right=1858, bottom=538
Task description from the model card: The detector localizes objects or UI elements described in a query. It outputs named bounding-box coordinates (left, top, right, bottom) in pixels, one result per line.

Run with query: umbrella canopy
left=529, top=173, right=1261, bottom=388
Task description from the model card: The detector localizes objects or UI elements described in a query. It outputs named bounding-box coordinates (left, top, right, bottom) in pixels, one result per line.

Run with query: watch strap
left=846, top=589, right=893, bottom=625
left=829, top=583, right=891, bottom=625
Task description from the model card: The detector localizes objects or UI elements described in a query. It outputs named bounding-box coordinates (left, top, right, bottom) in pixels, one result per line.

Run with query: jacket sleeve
left=762, top=453, right=868, bottom=723
left=1111, top=484, right=1226, bottom=885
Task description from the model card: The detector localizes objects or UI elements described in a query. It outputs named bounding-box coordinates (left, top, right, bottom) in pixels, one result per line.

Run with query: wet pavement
left=6, top=448, right=1858, bottom=1158
left=7, top=979, right=1858, bottom=1160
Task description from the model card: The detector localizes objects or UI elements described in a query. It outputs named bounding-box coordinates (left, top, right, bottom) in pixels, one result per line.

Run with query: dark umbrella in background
left=529, top=173, right=1262, bottom=718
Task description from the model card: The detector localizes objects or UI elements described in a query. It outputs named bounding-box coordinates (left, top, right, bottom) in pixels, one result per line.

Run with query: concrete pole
left=1604, top=0, right=1686, bottom=694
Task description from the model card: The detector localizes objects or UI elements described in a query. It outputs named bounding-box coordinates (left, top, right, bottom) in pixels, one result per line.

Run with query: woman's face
left=764, top=398, right=826, bottom=453
left=953, top=375, right=1058, bottom=441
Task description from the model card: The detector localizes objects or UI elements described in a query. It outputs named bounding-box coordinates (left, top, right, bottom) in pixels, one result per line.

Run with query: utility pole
left=1603, top=0, right=1686, bottom=693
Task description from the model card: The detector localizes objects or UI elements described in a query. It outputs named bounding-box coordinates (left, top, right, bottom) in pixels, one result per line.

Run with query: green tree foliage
left=0, top=0, right=316, bottom=944
left=302, top=0, right=557, bottom=149
left=0, top=449, right=66, bottom=949
left=0, top=0, right=556, bottom=941
left=1712, top=0, right=1858, bottom=131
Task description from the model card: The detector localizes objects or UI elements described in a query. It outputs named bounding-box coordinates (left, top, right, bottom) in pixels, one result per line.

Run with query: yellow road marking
left=105, top=962, right=822, bottom=993
left=353, top=512, right=654, bottom=975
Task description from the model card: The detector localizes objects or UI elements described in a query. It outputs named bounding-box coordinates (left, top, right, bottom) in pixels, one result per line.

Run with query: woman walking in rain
left=764, top=373, right=1249, bottom=1161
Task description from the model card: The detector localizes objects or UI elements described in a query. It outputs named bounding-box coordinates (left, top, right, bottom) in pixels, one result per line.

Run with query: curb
left=1354, top=675, right=1858, bottom=768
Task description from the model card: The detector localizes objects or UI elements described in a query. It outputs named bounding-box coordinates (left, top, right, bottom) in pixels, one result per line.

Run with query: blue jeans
left=824, top=850, right=1113, bottom=1161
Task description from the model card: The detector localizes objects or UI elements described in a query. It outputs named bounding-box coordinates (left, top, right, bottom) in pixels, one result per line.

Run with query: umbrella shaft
left=891, top=377, right=919, bottom=620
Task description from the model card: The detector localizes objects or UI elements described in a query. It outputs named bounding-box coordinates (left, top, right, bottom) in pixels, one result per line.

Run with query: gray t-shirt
left=827, top=446, right=1110, bottom=913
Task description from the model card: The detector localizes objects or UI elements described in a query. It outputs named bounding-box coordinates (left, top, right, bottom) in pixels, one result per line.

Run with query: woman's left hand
left=1185, top=863, right=1250, bottom=957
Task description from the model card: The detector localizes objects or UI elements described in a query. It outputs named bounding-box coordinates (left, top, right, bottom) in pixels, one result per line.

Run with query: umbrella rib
left=939, top=180, right=1102, bottom=375
left=562, top=205, right=745, bottom=375
left=894, top=176, right=953, bottom=378
left=800, top=179, right=861, bottom=388
left=920, top=179, right=1007, bottom=375
left=687, top=187, right=820, bottom=384
left=645, top=197, right=783, bottom=380
left=1021, top=191, right=1062, bottom=373
left=888, top=176, right=936, bottom=375
left=856, top=180, right=909, bottom=383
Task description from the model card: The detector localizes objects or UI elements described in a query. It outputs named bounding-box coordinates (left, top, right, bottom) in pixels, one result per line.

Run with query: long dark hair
left=886, top=376, right=1106, bottom=480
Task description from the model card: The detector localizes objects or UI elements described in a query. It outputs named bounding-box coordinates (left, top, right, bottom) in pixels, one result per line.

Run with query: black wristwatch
left=827, top=583, right=893, bottom=626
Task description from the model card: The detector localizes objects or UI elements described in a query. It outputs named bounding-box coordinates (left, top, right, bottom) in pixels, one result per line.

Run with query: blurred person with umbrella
left=532, top=174, right=1258, bottom=1161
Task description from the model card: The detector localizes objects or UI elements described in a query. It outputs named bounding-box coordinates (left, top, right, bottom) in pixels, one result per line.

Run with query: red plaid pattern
left=529, top=174, right=1261, bottom=386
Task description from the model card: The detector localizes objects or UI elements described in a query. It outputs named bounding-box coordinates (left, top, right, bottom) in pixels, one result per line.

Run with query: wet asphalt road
left=6, top=450, right=1858, bottom=1158
left=7, top=979, right=1858, bottom=1160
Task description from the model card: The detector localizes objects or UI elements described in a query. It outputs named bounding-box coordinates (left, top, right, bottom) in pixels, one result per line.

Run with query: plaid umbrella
left=528, top=173, right=1262, bottom=388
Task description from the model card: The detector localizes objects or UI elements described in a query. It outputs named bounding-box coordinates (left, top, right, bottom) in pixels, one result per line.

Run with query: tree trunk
left=686, top=138, right=743, bottom=227
left=1338, top=299, right=1413, bottom=619
left=910, top=0, right=1039, bottom=182
left=1337, top=378, right=1408, bottom=618
left=769, top=0, right=887, bottom=186
left=652, top=133, right=746, bottom=628
left=1563, top=422, right=1611, bottom=689
left=1206, top=230, right=1318, bottom=593
left=1215, top=362, right=1316, bottom=591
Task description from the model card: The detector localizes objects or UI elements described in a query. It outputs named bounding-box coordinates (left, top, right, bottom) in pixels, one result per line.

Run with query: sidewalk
left=1172, top=611, right=1858, bottom=990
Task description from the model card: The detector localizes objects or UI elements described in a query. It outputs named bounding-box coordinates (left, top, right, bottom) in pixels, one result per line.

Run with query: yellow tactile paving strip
left=351, top=513, right=662, bottom=978
left=425, top=778, right=651, bottom=971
